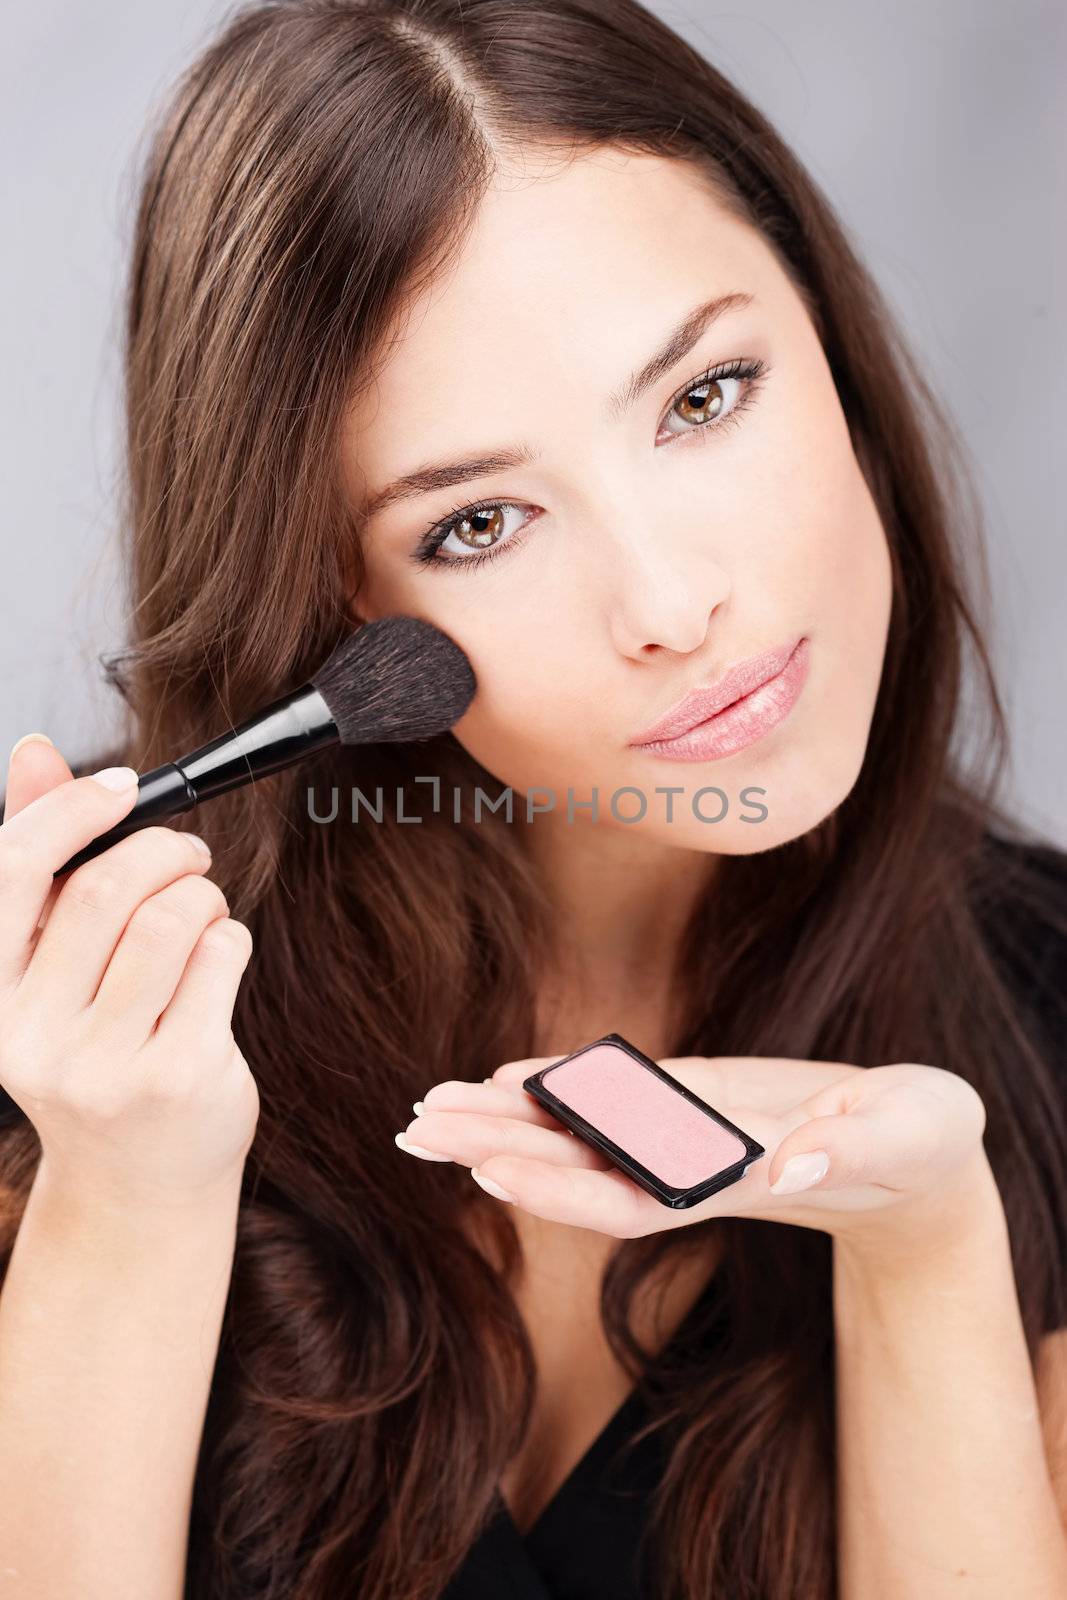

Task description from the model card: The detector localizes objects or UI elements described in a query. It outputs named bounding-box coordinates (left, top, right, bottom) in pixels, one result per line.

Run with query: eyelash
left=410, top=354, right=769, bottom=571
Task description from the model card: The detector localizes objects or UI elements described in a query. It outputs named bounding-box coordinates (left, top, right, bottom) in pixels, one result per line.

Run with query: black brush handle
left=53, top=684, right=336, bottom=877
left=54, top=763, right=197, bottom=876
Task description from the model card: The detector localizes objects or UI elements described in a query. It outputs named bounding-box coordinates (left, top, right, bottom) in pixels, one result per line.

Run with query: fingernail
left=483, top=1076, right=493, bottom=1084
left=770, top=1150, right=830, bottom=1195
left=394, top=1130, right=451, bottom=1163
left=187, top=834, right=212, bottom=859
left=90, top=765, right=139, bottom=792
left=471, top=1168, right=515, bottom=1203
left=10, top=732, right=54, bottom=757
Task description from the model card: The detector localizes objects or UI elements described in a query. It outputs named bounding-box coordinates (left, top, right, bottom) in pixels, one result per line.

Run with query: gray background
left=2, top=0, right=1063, bottom=843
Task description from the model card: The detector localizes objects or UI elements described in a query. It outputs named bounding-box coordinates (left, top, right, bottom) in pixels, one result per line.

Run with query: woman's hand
left=395, top=1053, right=993, bottom=1261
left=0, top=734, right=261, bottom=1209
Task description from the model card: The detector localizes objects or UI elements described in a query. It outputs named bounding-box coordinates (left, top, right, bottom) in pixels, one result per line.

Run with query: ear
left=338, top=545, right=374, bottom=627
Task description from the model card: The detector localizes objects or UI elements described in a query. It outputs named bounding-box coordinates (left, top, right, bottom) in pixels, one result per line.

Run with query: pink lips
left=629, top=636, right=810, bottom=761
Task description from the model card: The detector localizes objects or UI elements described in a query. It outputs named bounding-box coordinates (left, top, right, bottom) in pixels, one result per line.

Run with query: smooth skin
left=0, top=737, right=259, bottom=1202
left=343, top=145, right=1067, bottom=1588
left=0, top=734, right=260, bottom=1600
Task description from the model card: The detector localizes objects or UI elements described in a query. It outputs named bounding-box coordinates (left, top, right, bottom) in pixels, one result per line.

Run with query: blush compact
left=523, top=1033, right=765, bottom=1209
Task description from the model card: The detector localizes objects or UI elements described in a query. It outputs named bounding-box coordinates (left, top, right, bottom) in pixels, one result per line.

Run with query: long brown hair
left=3, top=2, right=1066, bottom=1595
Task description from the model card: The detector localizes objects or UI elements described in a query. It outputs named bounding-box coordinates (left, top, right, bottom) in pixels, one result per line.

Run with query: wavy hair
left=2, top=2, right=1066, bottom=1595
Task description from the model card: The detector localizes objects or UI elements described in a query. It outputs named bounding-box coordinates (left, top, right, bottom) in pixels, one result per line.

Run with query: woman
left=1, top=1, right=1065, bottom=1596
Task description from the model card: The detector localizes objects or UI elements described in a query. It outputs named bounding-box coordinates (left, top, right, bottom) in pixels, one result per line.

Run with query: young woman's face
left=340, top=148, right=892, bottom=855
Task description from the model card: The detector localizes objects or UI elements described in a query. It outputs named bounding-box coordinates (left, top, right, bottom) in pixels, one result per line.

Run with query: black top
left=441, top=1271, right=721, bottom=1600
left=441, top=829, right=1067, bottom=1600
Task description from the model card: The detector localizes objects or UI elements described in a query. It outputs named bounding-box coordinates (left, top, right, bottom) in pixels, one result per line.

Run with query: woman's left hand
left=395, top=1054, right=993, bottom=1256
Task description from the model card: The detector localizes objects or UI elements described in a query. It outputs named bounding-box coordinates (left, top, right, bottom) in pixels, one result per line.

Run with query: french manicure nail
left=11, top=732, right=53, bottom=757
left=770, top=1150, right=830, bottom=1195
left=394, top=1130, right=452, bottom=1162
left=471, top=1168, right=516, bottom=1203
left=90, top=766, right=139, bottom=792
left=412, top=1100, right=426, bottom=1116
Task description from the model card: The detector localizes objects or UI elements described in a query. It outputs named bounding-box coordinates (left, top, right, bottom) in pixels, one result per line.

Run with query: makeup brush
left=54, top=615, right=476, bottom=877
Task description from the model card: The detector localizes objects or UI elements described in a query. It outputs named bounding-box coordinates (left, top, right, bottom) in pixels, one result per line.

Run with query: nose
left=598, top=502, right=733, bottom=658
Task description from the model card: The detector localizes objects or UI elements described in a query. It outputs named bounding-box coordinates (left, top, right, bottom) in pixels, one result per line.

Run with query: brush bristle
left=311, top=617, right=476, bottom=744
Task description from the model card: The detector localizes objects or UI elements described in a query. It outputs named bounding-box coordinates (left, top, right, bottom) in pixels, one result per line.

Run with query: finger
left=485, top=1056, right=568, bottom=1087
left=3, top=734, right=74, bottom=822
left=676, top=1056, right=864, bottom=1114
left=0, top=768, right=142, bottom=991
left=88, top=874, right=231, bottom=1048
left=2, top=735, right=76, bottom=944
left=152, top=916, right=254, bottom=1045
left=399, top=1108, right=611, bottom=1171
left=20, top=827, right=213, bottom=1011
left=766, top=1080, right=947, bottom=1196
left=468, top=1155, right=668, bottom=1238
left=416, top=1077, right=569, bottom=1134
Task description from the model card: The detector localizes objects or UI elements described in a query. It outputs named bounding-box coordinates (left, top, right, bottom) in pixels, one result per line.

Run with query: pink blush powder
left=541, top=1044, right=747, bottom=1188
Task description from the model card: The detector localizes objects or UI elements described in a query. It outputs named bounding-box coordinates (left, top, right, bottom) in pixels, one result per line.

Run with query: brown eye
left=669, top=376, right=729, bottom=430
left=452, top=506, right=506, bottom=550
left=661, top=359, right=767, bottom=443
left=416, top=499, right=530, bottom=567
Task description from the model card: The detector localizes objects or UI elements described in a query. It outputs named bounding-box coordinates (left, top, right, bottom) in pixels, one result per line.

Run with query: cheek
left=760, top=391, right=892, bottom=641
left=786, top=442, right=893, bottom=803
left=741, top=394, right=892, bottom=778
left=819, top=448, right=894, bottom=660
left=456, top=631, right=595, bottom=778
left=445, top=591, right=625, bottom=795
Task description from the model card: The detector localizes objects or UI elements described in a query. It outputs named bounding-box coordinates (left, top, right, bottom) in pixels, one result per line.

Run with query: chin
left=669, top=733, right=871, bottom=856
left=739, top=738, right=870, bottom=852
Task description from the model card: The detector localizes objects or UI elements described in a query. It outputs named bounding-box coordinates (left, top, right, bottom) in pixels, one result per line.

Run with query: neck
left=521, top=816, right=719, bottom=1059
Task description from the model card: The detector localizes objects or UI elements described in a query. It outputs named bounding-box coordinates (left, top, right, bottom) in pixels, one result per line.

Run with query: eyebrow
left=358, top=290, right=755, bottom=520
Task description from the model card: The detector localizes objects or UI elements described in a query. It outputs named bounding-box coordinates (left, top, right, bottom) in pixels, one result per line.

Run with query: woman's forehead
left=344, top=159, right=772, bottom=455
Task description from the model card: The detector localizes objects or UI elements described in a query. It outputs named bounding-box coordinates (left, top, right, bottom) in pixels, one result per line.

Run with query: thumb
left=767, top=1089, right=939, bottom=1196
left=3, top=733, right=75, bottom=822
left=3, top=733, right=78, bottom=936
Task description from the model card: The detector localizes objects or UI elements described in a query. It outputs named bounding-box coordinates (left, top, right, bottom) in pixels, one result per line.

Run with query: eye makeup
left=409, top=353, right=769, bottom=571
left=523, top=1033, right=765, bottom=1209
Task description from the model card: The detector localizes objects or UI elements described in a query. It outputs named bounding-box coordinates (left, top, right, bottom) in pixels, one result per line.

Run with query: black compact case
left=523, top=1033, right=765, bottom=1209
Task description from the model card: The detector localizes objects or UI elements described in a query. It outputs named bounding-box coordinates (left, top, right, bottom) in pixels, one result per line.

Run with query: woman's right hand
left=0, top=734, right=261, bottom=1207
